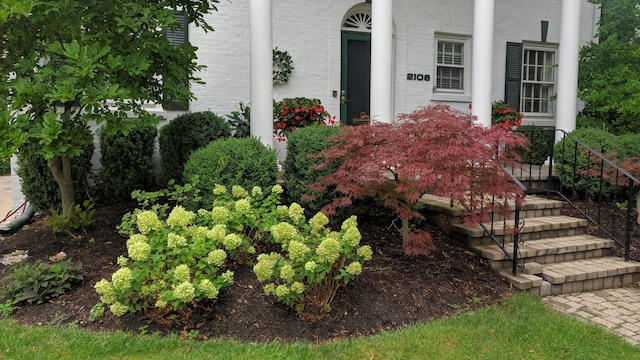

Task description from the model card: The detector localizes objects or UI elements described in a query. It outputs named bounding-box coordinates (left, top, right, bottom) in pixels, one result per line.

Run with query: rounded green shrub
left=283, top=124, right=342, bottom=215
left=97, top=124, right=158, bottom=204
left=515, top=125, right=553, bottom=166
left=553, top=128, right=619, bottom=198
left=16, top=142, right=94, bottom=214
left=183, top=137, right=277, bottom=209
left=159, top=111, right=232, bottom=184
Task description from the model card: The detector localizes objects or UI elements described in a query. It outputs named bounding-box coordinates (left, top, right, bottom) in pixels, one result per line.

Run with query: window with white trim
left=521, top=47, right=555, bottom=114
left=434, top=34, right=470, bottom=94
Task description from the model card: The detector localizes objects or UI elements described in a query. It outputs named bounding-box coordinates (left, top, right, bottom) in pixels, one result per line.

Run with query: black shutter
left=165, top=12, right=189, bottom=110
left=504, top=42, right=522, bottom=112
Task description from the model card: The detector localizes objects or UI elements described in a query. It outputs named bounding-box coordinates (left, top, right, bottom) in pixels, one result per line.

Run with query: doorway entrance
left=340, top=32, right=371, bottom=125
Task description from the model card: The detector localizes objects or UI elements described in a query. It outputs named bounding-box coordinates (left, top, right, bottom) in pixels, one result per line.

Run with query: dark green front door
left=341, top=31, right=371, bottom=125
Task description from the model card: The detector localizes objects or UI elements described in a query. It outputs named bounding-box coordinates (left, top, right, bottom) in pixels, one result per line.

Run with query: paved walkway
left=1, top=176, right=640, bottom=345
left=543, top=288, right=640, bottom=345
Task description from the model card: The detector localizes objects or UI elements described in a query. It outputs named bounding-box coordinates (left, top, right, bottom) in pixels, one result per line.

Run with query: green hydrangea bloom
left=279, top=263, right=295, bottom=282
left=166, top=206, right=196, bottom=228
left=345, top=261, right=363, bottom=275
left=290, top=281, right=305, bottom=294
left=198, top=279, right=219, bottom=299
left=304, top=261, right=317, bottom=272
left=251, top=186, right=263, bottom=197
left=288, top=240, right=310, bottom=262
left=173, top=264, right=191, bottom=282
left=253, top=253, right=281, bottom=282
left=110, top=302, right=129, bottom=316
left=206, top=224, right=227, bottom=242
left=213, top=184, right=227, bottom=195
left=127, top=238, right=151, bottom=261
left=357, top=245, right=373, bottom=261
left=234, top=198, right=251, bottom=215
left=288, top=203, right=305, bottom=223
left=343, top=227, right=361, bottom=247
left=173, top=281, right=196, bottom=303
left=221, top=270, right=234, bottom=284
left=316, top=237, right=341, bottom=264
left=116, top=255, right=129, bottom=266
left=94, top=279, right=116, bottom=304
left=263, top=283, right=276, bottom=295
left=211, top=206, right=231, bottom=224
left=275, top=284, right=290, bottom=297
left=111, top=267, right=133, bottom=290
left=222, top=233, right=243, bottom=251
left=187, top=226, right=209, bottom=240
left=309, top=212, right=329, bottom=232
left=167, top=233, right=187, bottom=249
left=136, top=211, right=162, bottom=234
left=206, top=249, right=227, bottom=266
left=271, top=222, right=299, bottom=244
left=155, top=299, right=168, bottom=309
left=341, top=215, right=358, bottom=231
left=271, top=184, right=283, bottom=195
left=276, top=205, right=289, bottom=217
left=231, top=185, right=249, bottom=198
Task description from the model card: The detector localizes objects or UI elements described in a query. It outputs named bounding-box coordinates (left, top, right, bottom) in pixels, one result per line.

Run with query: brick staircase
left=421, top=195, right=640, bottom=297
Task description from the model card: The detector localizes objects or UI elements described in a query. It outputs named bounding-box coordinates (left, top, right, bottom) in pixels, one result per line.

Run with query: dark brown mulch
left=0, top=203, right=514, bottom=343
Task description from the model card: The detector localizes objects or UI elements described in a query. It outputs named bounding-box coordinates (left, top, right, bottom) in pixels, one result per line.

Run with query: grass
left=0, top=292, right=638, bottom=359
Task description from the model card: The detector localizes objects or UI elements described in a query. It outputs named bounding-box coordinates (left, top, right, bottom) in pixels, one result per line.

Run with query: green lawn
left=1, top=292, right=638, bottom=359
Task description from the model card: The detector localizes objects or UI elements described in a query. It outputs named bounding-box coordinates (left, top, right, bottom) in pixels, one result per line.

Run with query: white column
left=555, top=0, right=581, bottom=135
left=471, top=0, right=495, bottom=127
left=249, top=0, right=273, bottom=148
left=370, top=0, right=393, bottom=123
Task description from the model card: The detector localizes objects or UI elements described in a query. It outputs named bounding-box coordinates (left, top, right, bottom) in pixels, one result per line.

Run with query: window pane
left=520, top=48, right=556, bottom=113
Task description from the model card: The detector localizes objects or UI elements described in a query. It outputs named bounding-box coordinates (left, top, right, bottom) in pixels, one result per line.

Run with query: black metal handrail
left=506, top=128, right=640, bottom=262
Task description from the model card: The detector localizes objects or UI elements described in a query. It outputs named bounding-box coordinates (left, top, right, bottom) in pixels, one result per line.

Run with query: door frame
left=340, top=31, right=371, bottom=123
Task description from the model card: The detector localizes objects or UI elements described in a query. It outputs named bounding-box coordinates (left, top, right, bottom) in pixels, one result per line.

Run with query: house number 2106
left=407, top=73, right=431, bottom=81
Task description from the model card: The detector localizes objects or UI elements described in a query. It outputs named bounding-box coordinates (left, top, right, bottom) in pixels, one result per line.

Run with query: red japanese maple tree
left=309, top=104, right=528, bottom=256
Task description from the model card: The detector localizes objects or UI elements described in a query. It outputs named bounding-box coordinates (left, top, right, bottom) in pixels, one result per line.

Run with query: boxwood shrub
left=96, top=125, right=158, bottom=204
left=283, top=124, right=342, bottom=215
left=553, top=128, right=620, bottom=198
left=159, top=111, right=232, bottom=184
left=183, top=137, right=277, bottom=209
left=515, top=125, right=553, bottom=166
left=16, top=142, right=94, bottom=214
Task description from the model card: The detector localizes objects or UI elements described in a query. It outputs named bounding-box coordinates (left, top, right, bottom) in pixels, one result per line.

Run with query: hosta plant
left=253, top=212, right=372, bottom=321
left=95, top=206, right=236, bottom=317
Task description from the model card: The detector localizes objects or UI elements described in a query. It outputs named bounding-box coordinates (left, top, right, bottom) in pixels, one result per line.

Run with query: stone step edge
left=452, top=216, right=588, bottom=238
left=541, top=257, right=640, bottom=285
left=472, top=235, right=613, bottom=261
left=419, top=194, right=563, bottom=217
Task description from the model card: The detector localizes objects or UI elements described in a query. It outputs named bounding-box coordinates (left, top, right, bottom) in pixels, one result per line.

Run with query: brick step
left=473, top=235, right=614, bottom=269
left=453, top=215, right=588, bottom=247
left=420, top=195, right=563, bottom=221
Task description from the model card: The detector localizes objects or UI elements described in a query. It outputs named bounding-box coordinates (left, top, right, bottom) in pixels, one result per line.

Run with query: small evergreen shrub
left=554, top=128, right=620, bottom=197
left=0, top=156, right=9, bottom=176
left=515, top=125, right=553, bottom=166
left=97, top=124, right=158, bottom=204
left=159, top=111, right=232, bottom=184
left=283, top=125, right=342, bottom=216
left=16, top=142, right=94, bottom=214
left=183, top=137, right=277, bottom=210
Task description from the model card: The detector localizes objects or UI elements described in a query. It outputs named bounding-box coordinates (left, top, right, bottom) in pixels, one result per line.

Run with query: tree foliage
left=0, top=0, right=219, bottom=215
left=310, top=105, right=528, bottom=256
left=579, top=0, right=640, bottom=134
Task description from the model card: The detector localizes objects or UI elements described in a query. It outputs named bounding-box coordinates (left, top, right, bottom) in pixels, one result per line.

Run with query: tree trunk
left=48, top=155, right=75, bottom=215
left=401, top=215, right=410, bottom=250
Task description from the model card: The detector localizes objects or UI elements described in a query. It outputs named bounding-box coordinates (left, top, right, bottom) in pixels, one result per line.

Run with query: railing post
left=512, top=197, right=521, bottom=276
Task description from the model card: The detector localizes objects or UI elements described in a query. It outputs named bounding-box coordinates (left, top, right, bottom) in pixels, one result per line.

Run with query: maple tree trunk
left=401, top=215, right=410, bottom=250
left=48, top=155, right=75, bottom=215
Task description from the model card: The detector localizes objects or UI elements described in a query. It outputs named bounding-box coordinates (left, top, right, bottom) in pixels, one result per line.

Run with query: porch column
left=249, top=0, right=273, bottom=147
left=370, top=0, right=393, bottom=123
left=555, top=0, right=581, bottom=135
left=471, top=0, right=495, bottom=127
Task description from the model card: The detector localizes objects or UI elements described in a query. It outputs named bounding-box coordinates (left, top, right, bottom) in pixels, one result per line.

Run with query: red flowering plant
left=273, top=97, right=332, bottom=142
left=491, top=100, right=523, bottom=130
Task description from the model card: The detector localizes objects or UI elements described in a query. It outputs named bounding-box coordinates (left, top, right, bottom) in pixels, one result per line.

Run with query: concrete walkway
left=0, top=176, right=639, bottom=345
left=543, top=288, right=640, bottom=346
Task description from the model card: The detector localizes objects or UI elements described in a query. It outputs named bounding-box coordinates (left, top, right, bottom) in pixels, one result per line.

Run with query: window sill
left=431, top=92, right=471, bottom=103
